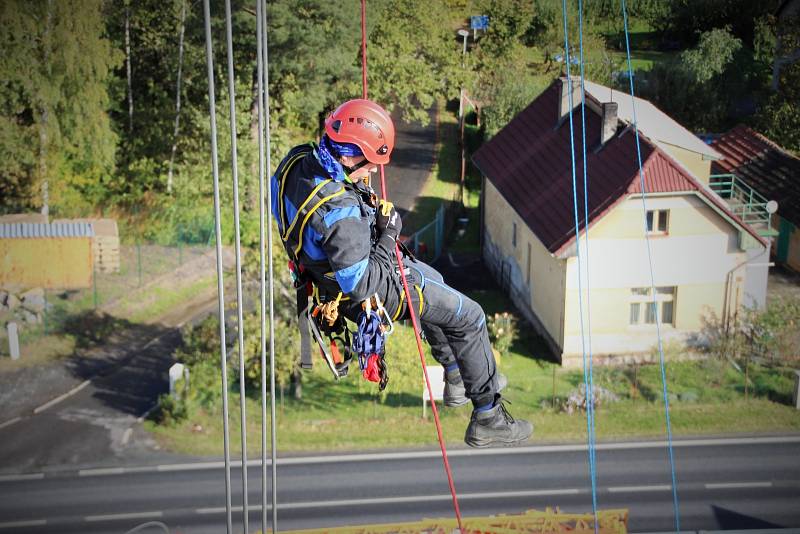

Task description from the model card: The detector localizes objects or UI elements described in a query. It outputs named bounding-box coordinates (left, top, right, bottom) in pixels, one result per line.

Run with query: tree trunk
left=125, top=4, right=133, bottom=134
left=39, top=0, right=54, bottom=218
left=167, top=0, right=186, bottom=195
left=291, top=368, right=302, bottom=399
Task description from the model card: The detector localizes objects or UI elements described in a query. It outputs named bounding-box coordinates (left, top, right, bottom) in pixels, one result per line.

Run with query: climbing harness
left=277, top=143, right=399, bottom=383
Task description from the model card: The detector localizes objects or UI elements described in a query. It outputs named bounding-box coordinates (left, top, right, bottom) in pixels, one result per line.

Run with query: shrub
left=154, top=393, right=189, bottom=426
left=488, top=312, right=517, bottom=354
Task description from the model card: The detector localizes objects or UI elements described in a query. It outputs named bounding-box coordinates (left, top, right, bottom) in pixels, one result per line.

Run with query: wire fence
left=0, top=223, right=217, bottom=360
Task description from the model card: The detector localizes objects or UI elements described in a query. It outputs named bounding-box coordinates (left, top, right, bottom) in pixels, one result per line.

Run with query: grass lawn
left=148, top=287, right=800, bottom=457
left=147, top=84, right=800, bottom=457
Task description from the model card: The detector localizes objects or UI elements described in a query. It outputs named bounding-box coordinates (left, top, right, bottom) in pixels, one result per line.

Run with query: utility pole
left=457, top=29, right=469, bottom=207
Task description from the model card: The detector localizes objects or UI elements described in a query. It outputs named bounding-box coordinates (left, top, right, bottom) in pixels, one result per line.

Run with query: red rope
left=360, top=0, right=368, bottom=100
left=362, top=2, right=464, bottom=529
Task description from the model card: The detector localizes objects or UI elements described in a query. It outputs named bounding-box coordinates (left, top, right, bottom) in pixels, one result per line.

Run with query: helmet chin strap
left=341, top=157, right=371, bottom=175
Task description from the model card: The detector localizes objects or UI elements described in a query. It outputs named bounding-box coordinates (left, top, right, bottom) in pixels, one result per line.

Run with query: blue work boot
left=464, top=400, right=533, bottom=448
left=444, top=371, right=507, bottom=408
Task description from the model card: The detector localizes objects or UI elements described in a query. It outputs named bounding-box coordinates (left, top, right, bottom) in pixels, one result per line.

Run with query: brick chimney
left=558, top=77, right=581, bottom=124
left=600, top=102, right=619, bottom=147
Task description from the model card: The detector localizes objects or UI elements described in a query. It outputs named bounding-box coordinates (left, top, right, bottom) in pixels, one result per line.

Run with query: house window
left=526, top=242, right=531, bottom=286
left=512, top=221, right=517, bottom=248
left=646, top=210, right=669, bottom=234
left=629, top=286, right=676, bottom=325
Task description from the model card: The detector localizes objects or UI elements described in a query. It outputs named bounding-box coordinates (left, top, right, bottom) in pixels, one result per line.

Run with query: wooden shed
left=0, top=222, right=95, bottom=290
left=54, top=218, right=120, bottom=273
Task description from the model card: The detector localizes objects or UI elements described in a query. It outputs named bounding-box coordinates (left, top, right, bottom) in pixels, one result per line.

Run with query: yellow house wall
left=658, top=142, right=713, bottom=185
left=0, top=238, right=93, bottom=290
left=483, top=180, right=566, bottom=350
left=561, top=194, right=753, bottom=364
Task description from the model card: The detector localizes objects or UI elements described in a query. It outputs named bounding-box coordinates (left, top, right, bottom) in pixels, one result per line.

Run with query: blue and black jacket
left=271, top=144, right=401, bottom=319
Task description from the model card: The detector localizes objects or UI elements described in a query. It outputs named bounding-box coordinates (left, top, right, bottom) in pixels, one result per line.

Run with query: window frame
left=512, top=221, right=517, bottom=248
left=645, top=209, right=670, bottom=235
left=628, top=286, right=676, bottom=326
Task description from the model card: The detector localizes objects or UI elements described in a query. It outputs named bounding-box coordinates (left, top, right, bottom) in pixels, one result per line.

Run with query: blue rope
left=561, top=0, right=598, bottom=527
left=620, top=0, right=681, bottom=530
left=576, top=2, right=599, bottom=527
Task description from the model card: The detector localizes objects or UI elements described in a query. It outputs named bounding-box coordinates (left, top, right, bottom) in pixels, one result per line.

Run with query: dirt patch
left=768, top=264, right=800, bottom=302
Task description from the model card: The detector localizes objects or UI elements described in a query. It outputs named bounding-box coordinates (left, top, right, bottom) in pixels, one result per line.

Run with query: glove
left=375, top=200, right=402, bottom=240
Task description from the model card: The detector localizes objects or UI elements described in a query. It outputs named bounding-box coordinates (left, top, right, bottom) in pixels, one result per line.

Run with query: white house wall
left=561, top=194, right=758, bottom=364
left=482, top=179, right=567, bottom=358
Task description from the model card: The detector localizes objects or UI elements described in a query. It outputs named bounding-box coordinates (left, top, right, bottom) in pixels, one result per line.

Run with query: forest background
left=1, top=0, right=799, bottom=432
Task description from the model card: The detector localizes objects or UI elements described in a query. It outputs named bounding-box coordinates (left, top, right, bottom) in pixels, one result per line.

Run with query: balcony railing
left=709, top=173, right=773, bottom=229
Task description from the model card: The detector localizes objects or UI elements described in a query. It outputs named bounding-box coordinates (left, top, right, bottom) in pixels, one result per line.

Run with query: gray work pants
left=401, top=259, right=499, bottom=408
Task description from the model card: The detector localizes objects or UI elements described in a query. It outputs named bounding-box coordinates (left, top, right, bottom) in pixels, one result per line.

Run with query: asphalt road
left=1, top=436, right=798, bottom=533
left=0, top=329, right=184, bottom=474
left=383, top=105, right=438, bottom=217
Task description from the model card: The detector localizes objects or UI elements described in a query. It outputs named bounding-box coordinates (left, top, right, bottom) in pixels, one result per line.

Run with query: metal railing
left=709, top=173, right=773, bottom=228
left=402, top=204, right=446, bottom=263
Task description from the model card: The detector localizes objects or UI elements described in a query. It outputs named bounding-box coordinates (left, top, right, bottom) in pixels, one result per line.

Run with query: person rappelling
left=271, top=98, right=532, bottom=448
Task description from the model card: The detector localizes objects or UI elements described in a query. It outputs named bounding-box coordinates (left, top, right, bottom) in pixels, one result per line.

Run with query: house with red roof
left=711, top=124, right=800, bottom=272
left=473, top=78, right=769, bottom=366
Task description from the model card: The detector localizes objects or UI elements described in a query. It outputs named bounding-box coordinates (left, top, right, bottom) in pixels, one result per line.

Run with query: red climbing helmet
left=324, top=99, right=395, bottom=165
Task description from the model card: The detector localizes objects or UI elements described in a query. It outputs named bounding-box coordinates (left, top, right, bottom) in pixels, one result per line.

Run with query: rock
left=679, top=390, right=699, bottom=403
left=21, top=293, right=46, bottom=313
left=5, top=293, right=20, bottom=311
left=21, top=309, right=38, bottom=324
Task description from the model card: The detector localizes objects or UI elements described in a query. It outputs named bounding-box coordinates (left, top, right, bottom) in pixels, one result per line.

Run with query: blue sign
left=470, top=15, right=489, bottom=30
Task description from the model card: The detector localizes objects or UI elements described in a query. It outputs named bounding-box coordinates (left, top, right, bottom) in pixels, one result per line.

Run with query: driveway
left=384, top=104, right=438, bottom=220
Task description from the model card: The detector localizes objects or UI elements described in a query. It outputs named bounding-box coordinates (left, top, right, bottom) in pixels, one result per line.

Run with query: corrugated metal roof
left=472, top=80, right=766, bottom=256
left=0, top=222, right=95, bottom=239
left=711, top=125, right=800, bottom=226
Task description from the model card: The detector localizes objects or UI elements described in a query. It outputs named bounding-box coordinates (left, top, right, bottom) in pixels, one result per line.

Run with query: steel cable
left=560, top=0, right=599, bottom=526
left=201, top=0, right=234, bottom=531
left=222, top=0, right=250, bottom=530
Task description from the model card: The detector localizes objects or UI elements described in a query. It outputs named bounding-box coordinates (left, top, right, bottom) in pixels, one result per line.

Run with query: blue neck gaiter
left=318, top=135, right=363, bottom=182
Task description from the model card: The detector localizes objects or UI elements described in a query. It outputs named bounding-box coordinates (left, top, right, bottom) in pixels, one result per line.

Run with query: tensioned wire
left=260, top=1, right=279, bottom=532
left=560, top=0, right=599, bottom=528
left=254, top=0, right=278, bottom=532
left=201, top=0, right=234, bottom=531
left=222, top=0, right=251, bottom=530
left=577, top=0, right=599, bottom=528
left=620, top=0, right=681, bottom=530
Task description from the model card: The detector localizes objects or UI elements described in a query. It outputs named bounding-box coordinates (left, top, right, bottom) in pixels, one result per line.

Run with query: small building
left=710, top=125, right=800, bottom=272
left=0, top=222, right=95, bottom=290
left=473, top=78, right=768, bottom=366
left=53, top=218, right=120, bottom=274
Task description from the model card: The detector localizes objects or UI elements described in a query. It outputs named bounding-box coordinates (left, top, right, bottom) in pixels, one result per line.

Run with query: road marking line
left=158, top=461, right=227, bottom=472
left=197, top=506, right=243, bottom=514
left=705, top=481, right=773, bottom=489
left=0, top=417, right=22, bottom=430
left=0, top=473, right=44, bottom=482
left=39, top=435, right=800, bottom=478
left=608, top=485, right=672, bottom=493
left=33, top=380, right=90, bottom=414
left=196, top=489, right=581, bottom=514
left=86, top=511, right=163, bottom=522
left=0, top=520, right=46, bottom=529
left=79, top=467, right=126, bottom=477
